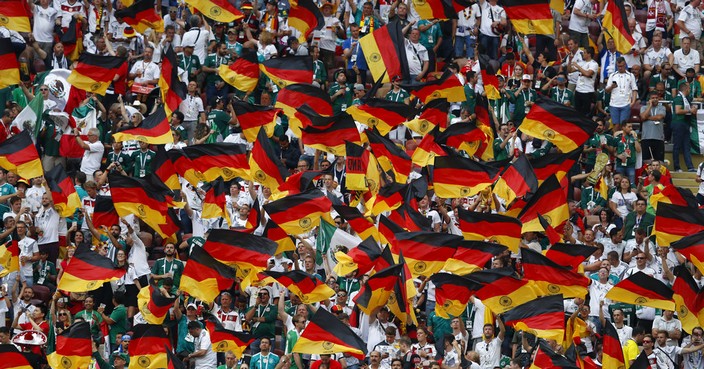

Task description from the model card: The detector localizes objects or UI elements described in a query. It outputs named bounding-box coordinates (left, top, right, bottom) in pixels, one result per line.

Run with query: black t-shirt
left=400, top=351, right=421, bottom=369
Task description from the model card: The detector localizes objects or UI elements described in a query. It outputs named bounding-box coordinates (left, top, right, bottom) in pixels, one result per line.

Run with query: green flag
left=10, top=95, right=44, bottom=139
left=315, top=219, right=362, bottom=268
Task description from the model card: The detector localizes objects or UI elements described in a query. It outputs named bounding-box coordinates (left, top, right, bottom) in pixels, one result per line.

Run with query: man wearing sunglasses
left=245, top=286, right=277, bottom=354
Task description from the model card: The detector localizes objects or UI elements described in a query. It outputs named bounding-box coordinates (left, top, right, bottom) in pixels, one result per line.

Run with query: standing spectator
left=186, top=320, right=218, bottom=369
left=246, top=287, right=277, bottom=353
left=605, top=57, right=638, bottom=132
left=455, top=3, right=479, bottom=59
left=614, top=122, right=641, bottom=184
left=677, top=0, right=704, bottom=54
left=652, top=311, right=682, bottom=346
left=181, top=15, right=214, bottom=69
left=251, top=337, right=280, bottom=369
left=475, top=321, right=505, bottom=369
left=697, top=159, right=704, bottom=205
left=573, top=47, right=599, bottom=117
left=404, top=27, right=430, bottom=86
left=673, top=37, right=700, bottom=79
left=639, top=93, right=667, bottom=161
left=17, top=221, right=38, bottom=287
left=98, top=290, right=129, bottom=351
left=569, top=0, right=597, bottom=48
left=75, top=127, right=105, bottom=181
left=179, top=81, right=207, bottom=143
left=623, top=327, right=646, bottom=367
left=318, top=2, right=342, bottom=70
left=671, top=82, right=697, bottom=172
left=477, top=0, right=506, bottom=60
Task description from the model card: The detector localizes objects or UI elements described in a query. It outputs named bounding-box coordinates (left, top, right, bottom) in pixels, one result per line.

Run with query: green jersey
left=204, top=53, right=231, bottom=85
left=151, top=257, right=185, bottom=287
left=417, top=20, right=442, bottom=50
left=178, top=53, right=202, bottom=82
left=130, top=149, right=155, bottom=178
left=385, top=88, right=410, bottom=103
left=329, top=83, right=353, bottom=114
left=207, top=109, right=231, bottom=142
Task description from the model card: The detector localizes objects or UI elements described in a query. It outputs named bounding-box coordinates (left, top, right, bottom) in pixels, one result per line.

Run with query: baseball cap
left=186, top=303, right=198, bottom=310
left=522, top=74, right=532, bottom=81
left=241, top=1, right=253, bottom=9
left=354, top=83, right=365, bottom=91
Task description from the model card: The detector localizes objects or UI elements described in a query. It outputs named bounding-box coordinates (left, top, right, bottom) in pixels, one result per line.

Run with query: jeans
left=672, top=122, right=694, bottom=170
left=610, top=105, right=632, bottom=127
left=454, top=35, right=476, bottom=59
left=615, top=165, right=636, bottom=184
left=479, top=33, right=500, bottom=60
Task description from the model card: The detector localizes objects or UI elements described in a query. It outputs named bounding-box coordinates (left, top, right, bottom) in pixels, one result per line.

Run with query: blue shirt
left=342, top=37, right=367, bottom=71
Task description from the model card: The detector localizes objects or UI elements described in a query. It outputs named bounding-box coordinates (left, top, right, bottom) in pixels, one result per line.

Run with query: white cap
left=522, top=74, right=532, bottom=81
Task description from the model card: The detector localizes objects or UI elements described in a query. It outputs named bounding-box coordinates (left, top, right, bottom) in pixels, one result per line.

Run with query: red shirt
left=311, top=360, right=342, bottom=369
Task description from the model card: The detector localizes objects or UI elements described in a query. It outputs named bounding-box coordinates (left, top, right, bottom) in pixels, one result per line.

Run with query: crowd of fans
left=2, top=0, right=704, bottom=369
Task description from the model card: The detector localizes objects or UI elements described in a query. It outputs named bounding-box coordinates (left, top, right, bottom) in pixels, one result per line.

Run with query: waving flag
left=392, top=232, right=461, bottom=278
left=220, top=50, right=259, bottom=93
left=346, top=99, right=416, bottom=136
left=0, top=345, right=32, bottom=369
left=469, top=268, right=540, bottom=313
left=44, top=164, right=81, bottom=218
left=655, top=203, right=704, bottom=246
left=0, top=131, right=43, bottom=179
left=502, top=295, right=566, bottom=343
left=502, top=0, right=554, bottom=35
left=57, top=245, right=126, bottom=292
left=182, top=143, right=250, bottom=183
left=334, top=237, right=382, bottom=277
left=262, top=270, right=335, bottom=303
left=433, top=154, right=500, bottom=198
left=521, top=96, right=597, bottom=152
left=0, top=38, right=20, bottom=89
left=180, top=247, right=238, bottom=302
left=366, top=128, right=412, bottom=184
left=204, top=314, right=254, bottom=356
left=112, top=106, right=173, bottom=144
left=360, top=21, right=409, bottom=83
left=47, top=322, right=92, bottom=369
left=129, top=324, right=171, bottom=369
left=160, top=46, right=187, bottom=116
left=184, top=0, right=243, bottom=22
left=603, top=0, right=636, bottom=54
left=232, top=101, right=280, bottom=142
left=67, top=53, right=126, bottom=95
left=457, top=209, right=522, bottom=252
left=0, top=240, right=19, bottom=278
left=353, top=264, right=402, bottom=315
left=288, top=0, right=324, bottom=42
left=400, top=70, right=464, bottom=103
left=114, top=0, right=164, bottom=33
left=444, top=241, right=508, bottom=275
left=430, top=273, right=482, bottom=318
left=263, top=189, right=333, bottom=235
left=672, top=266, right=704, bottom=333
left=293, top=308, right=367, bottom=359
left=138, top=282, right=177, bottom=325
left=203, top=229, right=278, bottom=278
left=260, top=56, right=313, bottom=88
left=521, top=248, right=590, bottom=298
left=605, top=271, right=675, bottom=311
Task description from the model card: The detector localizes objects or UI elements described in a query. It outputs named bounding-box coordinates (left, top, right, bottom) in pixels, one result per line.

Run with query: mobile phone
left=99, top=303, right=106, bottom=309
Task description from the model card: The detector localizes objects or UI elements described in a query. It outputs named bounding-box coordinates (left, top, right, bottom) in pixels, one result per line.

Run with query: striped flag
left=0, top=131, right=43, bottom=179
left=56, top=245, right=126, bottom=292
left=184, top=0, right=243, bottom=22
left=288, top=0, right=324, bottom=42
left=521, top=96, right=597, bottom=152
left=276, top=83, right=333, bottom=136
left=0, top=38, right=20, bottom=89
left=180, top=247, right=238, bottom=302
left=444, top=240, right=508, bottom=275
left=433, top=154, right=500, bottom=198
left=602, top=0, right=636, bottom=54
left=655, top=203, right=704, bottom=246
left=233, top=101, right=280, bottom=142
left=502, top=295, right=566, bottom=343
left=129, top=324, right=171, bottom=369
left=67, top=53, right=126, bottom=95
left=430, top=273, right=482, bottom=318
left=44, top=164, right=81, bottom=218
left=292, top=308, right=367, bottom=359
left=260, top=56, right=314, bottom=89
left=359, top=20, right=409, bottom=83
left=261, top=270, right=335, bottom=304
left=220, top=50, right=259, bottom=93
left=0, top=344, right=33, bottom=369
left=160, top=46, right=187, bottom=116
left=502, top=0, right=554, bottom=35
left=249, top=128, right=288, bottom=190
left=0, top=240, right=19, bottom=278
left=0, top=0, right=31, bottom=32
left=204, top=314, right=254, bottom=355
left=457, top=208, right=522, bottom=253
left=47, top=322, right=92, bottom=369
left=114, top=0, right=164, bottom=33
left=137, top=282, right=177, bottom=325
left=112, top=106, right=173, bottom=144
left=605, top=271, right=675, bottom=311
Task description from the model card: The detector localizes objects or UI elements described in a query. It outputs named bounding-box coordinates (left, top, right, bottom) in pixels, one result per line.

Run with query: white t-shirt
left=698, top=162, right=704, bottom=195
left=33, top=5, right=59, bottom=43
left=181, top=27, right=213, bottom=65
left=569, top=0, right=593, bottom=33
left=456, top=5, right=479, bottom=36
left=318, top=16, right=341, bottom=52
left=405, top=40, right=429, bottom=76
left=643, top=47, right=672, bottom=68
left=130, top=60, right=160, bottom=84
left=18, top=237, right=38, bottom=277
left=179, top=95, right=205, bottom=122
left=673, top=48, right=700, bottom=72
left=59, top=0, right=84, bottom=29
left=80, top=140, right=104, bottom=177
left=475, top=337, right=502, bottom=369
left=601, top=238, right=626, bottom=260
left=192, top=329, right=218, bottom=369
left=478, top=2, right=505, bottom=38
left=576, top=60, right=599, bottom=93
left=35, top=206, right=59, bottom=244
left=610, top=191, right=638, bottom=219
left=607, top=71, right=638, bottom=107
left=678, top=3, right=703, bottom=38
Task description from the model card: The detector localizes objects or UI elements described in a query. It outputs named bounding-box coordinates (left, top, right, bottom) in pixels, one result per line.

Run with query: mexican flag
left=315, top=219, right=362, bottom=269
left=10, top=95, right=44, bottom=141
left=692, top=111, right=704, bottom=154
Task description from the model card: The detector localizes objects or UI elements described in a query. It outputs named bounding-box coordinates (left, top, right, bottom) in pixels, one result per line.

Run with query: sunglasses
left=643, top=340, right=653, bottom=343
left=635, top=257, right=645, bottom=260
left=40, top=88, right=49, bottom=91
left=258, top=293, right=269, bottom=296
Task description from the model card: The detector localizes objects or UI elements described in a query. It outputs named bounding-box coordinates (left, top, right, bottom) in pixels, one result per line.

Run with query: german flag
left=392, top=231, right=461, bottom=278
left=345, top=141, right=381, bottom=193
left=137, top=282, right=176, bottom=325
left=649, top=184, right=698, bottom=211
left=166, top=345, right=187, bottom=369
left=537, top=213, right=563, bottom=245
left=346, top=99, right=416, bottom=136
left=250, top=128, right=288, bottom=190
left=129, top=324, right=171, bottom=369
left=220, top=50, right=259, bottom=93
left=180, top=246, right=238, bottom=302
left=166, top=149, right=195, bottom=185
left=598, top=320, right=626, bottom=369
left=521, top=96, right=597, bottom=152
left=262, top=220, right=296, bottom=254
left=183, top=143, right=250, bottom=183
left=152, top=145, right=180, bottom=191
left=388, top=252, right=418, bottom=326
left=479, top=54, right=500, bottom=100
left=456, top=208, right=522, bottom=253
left=47, top=322, right=92, bottom=369
left=332, top=205, right=379, bottom=242
left=113, top=106, right=173, bottom=144
left=61, top=17, right=83, bottom=61
left=405, top=99, right=450, bottom=135
left=0, top=38, right=20, bottom=90
left=366, top=128, right=412, bottom=184
left=274, top=170, right=323, bottom=198
left=302, top=112, right=361, bottom=156
left=114, top=0, right=164, bottom=33
left=530, top=339, right=580, bottom=369
left=360, top=20, right=409, bottom=83
left=469, top=268, right=540, bottom=313
left=0, top=131, right=43, bottom=180
left=672, top=232, right=704, bottom=277
left=413, top=0, right=457, bottom=19
left=654, top=203, right=704, bottom=246
left=92, top=195, right=119, bottom=230
left=239, top=197, right=261, bottom=233
left=202, top=178, right=230, bottom=224
left=109, top=173, right=170, bottom=227
left=521, top=248, right=589, bottom=298
left=292, top=307, right=367, bottom=359
left=375, top=244, right=396, bottom=272
left=260, top=56, right=313, bottom=89
left=57, top=244, right=126, bottom=292
left=502, top=295, right=565, bottom=343
left=203, top=229, right=278, bottom=276
left=44, top=164, right=81, bottom=218
left=430, top=273, right=482, bottom=318
left=263, top=189, right=332, bottom=235
left=0, top=240, right=19, bottom=278
left=0, top=1, right=30, bottom=33
left=493, top=153, right=538, bottom=204
left=0, top=344, right=32, bottom=369
left=474, top=96, right=495, bottom=161
left=603, top=0, right=635, bottom=54
left=435, top=122, right=488, bottom=156
left=518, top=175, right=569, bottom=233
left=605, top=271, right=675, bottom=310
left=276, top=83, right=333, bottom=136
left=262, top=270, right=335, bottom=304
left=67, top=53, right=126, bottom=95
left=203, top=314, right=254, bottom=356
left=400, top=70, right=465, bottom=104
left=184, top=0, right=243, bottom=22
left=156, top=208, right=181, bottom=244
left=502, top=0, right=553, bottom=35
left=353, top=264, right=402, bottom=315
left=530, top=150, right=582, bottom=184
left=411, top=128, right=447, bottom=168
left=433, top=154, right=500, bottom=198
left=288, top=0, right=324, bottom=42
left=377, top=214, right=405, bottom=247
left=334, top=237, right=382, bottom=277
left=444, top=240, right=508, bottom=275
left=233, top=101, right=281, bottom=142
left=388, top=202, right=432, bottom=232
left=672, top=266, right=704, bottom=333
left=160, top=46, right=187, bottom=117
left=545, top=243, right=597, bottom=270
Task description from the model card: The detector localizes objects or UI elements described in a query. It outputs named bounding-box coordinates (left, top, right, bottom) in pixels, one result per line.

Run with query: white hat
left=522, top=74, right=532, bottom=81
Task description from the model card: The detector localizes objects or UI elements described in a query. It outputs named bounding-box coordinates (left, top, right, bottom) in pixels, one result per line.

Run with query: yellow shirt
left=622, top=338, right=640, bottom=369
